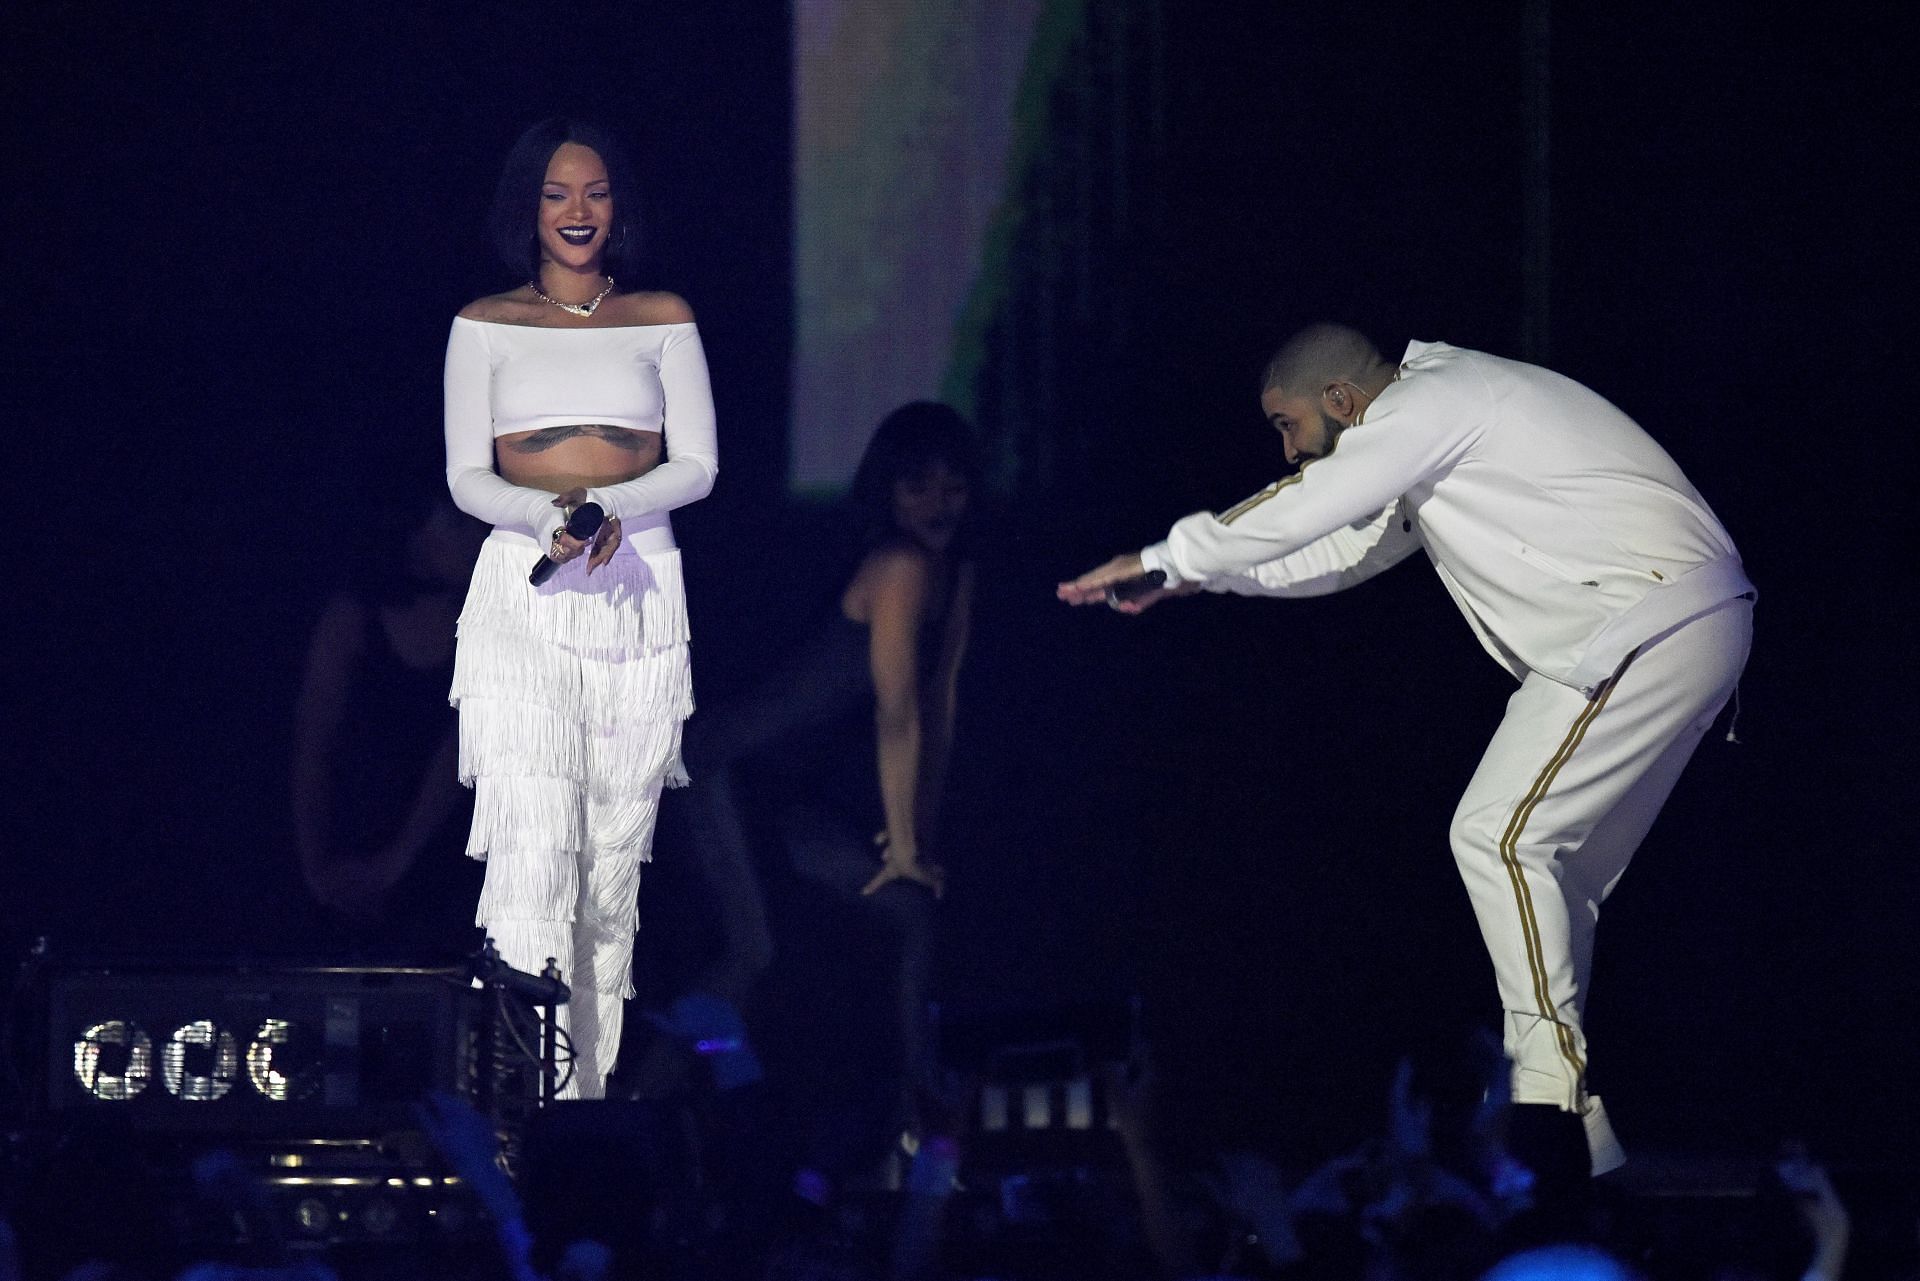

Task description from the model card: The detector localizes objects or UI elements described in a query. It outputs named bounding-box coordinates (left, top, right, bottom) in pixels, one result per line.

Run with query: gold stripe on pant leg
left=1496, top=693, right=1605, bottom=1048
left=1494, top=653, right=1638, bottom=1088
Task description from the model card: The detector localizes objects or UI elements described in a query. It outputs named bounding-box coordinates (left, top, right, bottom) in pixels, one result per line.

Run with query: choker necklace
left=530, top=276, right=616, bottom=317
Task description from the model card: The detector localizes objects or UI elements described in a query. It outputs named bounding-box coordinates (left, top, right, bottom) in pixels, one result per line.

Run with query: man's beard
left=1300, top=409, right=1345, bottom=461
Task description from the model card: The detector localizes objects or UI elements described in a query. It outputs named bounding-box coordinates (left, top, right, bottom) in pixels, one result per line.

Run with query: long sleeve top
left=443, top=317, right=718, bottom=550
left=1140, top=341, right=1753, bottom=694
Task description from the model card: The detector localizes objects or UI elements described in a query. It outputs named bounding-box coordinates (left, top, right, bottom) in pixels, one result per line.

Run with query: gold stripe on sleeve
left=1218, top=477, right=1291, bottom=525
left=1217, top=394, right=1382, bottom=527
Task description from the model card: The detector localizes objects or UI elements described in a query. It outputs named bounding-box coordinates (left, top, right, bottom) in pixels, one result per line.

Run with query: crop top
left=443, top=317, right=718, bottom=546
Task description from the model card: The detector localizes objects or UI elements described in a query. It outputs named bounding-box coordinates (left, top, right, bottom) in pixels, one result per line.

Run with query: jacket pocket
left=1516, top=543, right=1599, bottom=588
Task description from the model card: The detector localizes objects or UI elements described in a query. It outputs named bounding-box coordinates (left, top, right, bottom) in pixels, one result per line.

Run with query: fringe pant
left=450, top=529, right=692, bottom=1099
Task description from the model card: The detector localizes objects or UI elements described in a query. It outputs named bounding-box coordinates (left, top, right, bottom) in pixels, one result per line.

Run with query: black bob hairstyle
left=847, top=401, right=982, bottom=549
left=488, top=118, right=642, bottom=280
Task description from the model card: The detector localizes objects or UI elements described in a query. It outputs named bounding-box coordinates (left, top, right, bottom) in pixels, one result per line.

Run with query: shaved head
left=1260, top=322, right=1390, bottom=398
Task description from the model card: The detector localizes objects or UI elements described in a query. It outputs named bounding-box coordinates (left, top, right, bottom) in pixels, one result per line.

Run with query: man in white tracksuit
left=1059, top=323, right=1754, bottom=1201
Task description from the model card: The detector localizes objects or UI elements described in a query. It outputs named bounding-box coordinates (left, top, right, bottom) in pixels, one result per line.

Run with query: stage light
left=30, top=960, right=536, bottom=1252
left=161, top=1018, right=240, bottom=1101
left=292, top=1197, right=331, bottom=1235
left=245, top=1018, right=318, bottom=1102
left=73, top=1019, right=153, bottom=1100
left=1064, top=1075, right=1093, bottom=1130
left=981, top=1083, right=1010, bottom=1131
left=44, top=964, right=501, bottom=1136
left=73, top=1017, right=320, bottom=1104
left=360, top=1196, right=400, bottom=1236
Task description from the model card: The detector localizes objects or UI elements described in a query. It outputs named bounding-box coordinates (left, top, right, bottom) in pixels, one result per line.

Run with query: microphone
left=1104, top=569, right=1167, bottom=607
left=529, top=502, right=604, bottom=586
left=470, top=940, right=571, bottom=1006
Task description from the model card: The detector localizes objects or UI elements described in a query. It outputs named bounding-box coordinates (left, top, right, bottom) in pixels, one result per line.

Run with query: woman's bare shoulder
left=856, top=539, right=937, bottom=590
left=609, top=290, right=695, bottom=326
left=456, top=289, right=538, bottom=323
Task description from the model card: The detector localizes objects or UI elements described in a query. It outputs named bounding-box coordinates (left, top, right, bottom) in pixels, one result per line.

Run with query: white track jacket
left=1138, top=341, right=1754, bottom=695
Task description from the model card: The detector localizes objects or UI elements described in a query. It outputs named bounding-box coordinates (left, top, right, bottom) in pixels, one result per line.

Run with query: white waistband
left=1566, top=556, right=1755, bottom=694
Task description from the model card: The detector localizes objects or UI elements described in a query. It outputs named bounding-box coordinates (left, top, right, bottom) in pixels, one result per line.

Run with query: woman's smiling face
left=538, top=142, right=613, bottom=270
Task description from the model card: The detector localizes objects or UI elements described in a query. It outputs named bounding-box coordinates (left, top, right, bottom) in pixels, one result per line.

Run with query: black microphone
left=1104, top=569, right=1167, bottom=606
left=529, top=502, right=604, bottom=586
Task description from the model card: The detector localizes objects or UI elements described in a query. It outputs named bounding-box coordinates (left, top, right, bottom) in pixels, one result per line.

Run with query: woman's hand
left=547, top=489, right=593, bottom=565
left=586, top=515, right=622, bottom=572
left=863, top=856, right=946, bottom=897
left=548, top=488, right=622, bottom=572
left=863, top=832, right=946, bottom=897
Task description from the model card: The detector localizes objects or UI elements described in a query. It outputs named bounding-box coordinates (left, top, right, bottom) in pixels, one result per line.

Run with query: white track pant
left=1449, top=597, right=1752, bottom=1173
left=450, top=530, right=692, bottom=1099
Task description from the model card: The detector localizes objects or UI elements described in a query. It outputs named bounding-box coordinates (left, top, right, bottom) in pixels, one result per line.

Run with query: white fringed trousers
left=450, top=528, right=692, bottom=1099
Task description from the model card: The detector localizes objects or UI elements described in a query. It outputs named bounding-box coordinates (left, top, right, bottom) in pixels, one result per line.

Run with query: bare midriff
left=494, top=424, right=663, bottom=494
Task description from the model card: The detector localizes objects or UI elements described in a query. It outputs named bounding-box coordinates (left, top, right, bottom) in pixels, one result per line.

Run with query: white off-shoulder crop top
left=443, top=317, right=718, bottom=546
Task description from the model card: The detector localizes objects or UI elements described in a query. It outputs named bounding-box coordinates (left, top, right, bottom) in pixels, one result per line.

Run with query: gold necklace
left=530, top=276, right=616, bottom=317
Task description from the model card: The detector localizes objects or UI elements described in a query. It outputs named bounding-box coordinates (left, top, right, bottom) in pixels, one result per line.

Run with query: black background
left=3, top=1, right=1911, bottom=1169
